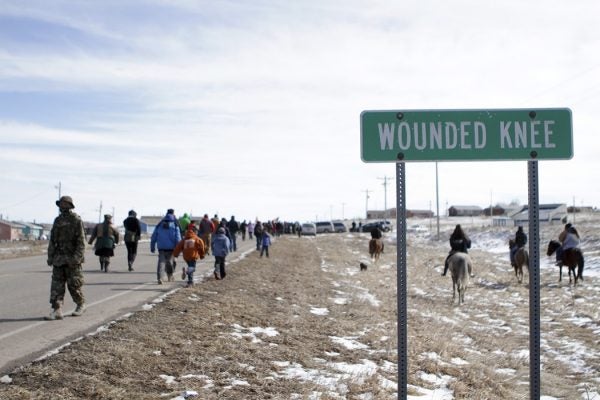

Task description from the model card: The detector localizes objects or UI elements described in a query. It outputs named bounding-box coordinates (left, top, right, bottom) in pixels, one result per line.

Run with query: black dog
left=360, top=262, right=368, bottom=271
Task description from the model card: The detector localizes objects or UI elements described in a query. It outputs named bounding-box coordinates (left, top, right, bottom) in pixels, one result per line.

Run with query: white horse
left=448, top=252, right=473, bottom=305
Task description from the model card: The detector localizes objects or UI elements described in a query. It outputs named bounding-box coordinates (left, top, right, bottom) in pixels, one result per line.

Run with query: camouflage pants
left=49, top=264, right=85, bottom=309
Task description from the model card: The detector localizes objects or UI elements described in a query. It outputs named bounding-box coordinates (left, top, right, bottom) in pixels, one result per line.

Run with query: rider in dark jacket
left=510, top=226, right=527, bottom=266
left=441, top=224, right=471, bottom=276
left=370, top=225, right=384, bottom=253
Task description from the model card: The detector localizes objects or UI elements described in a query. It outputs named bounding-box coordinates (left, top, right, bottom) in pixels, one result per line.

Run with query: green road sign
left=361, top=108, right=572, bottom=162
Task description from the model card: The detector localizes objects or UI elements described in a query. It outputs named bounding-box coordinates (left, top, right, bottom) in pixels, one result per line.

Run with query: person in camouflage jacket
left=45, top=195, right=87, bottom=320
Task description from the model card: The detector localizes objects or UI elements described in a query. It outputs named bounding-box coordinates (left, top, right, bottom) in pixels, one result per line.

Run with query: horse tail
left=577, top=249, right=585, bottom=280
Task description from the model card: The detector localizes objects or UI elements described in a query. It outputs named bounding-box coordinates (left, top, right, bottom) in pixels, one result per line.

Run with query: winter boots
left=45, top=307, right=64, bottom=321
left=72, top=304, right=86, bottom=316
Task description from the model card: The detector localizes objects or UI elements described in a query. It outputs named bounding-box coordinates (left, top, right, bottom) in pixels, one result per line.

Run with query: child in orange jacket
left=173, top=229, right=206, bottom=287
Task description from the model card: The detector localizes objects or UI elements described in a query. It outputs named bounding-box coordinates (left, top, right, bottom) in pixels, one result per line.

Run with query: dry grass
left=1, top=221, right=599, bottom=399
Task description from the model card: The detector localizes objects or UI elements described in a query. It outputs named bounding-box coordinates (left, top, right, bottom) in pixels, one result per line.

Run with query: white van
left=301, top=223, right=317, bottom=236
left=315, top=221, right=334, bottom=233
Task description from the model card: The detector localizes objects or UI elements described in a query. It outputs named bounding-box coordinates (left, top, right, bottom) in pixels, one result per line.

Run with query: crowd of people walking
left=43, top=196, right=287, bottom=320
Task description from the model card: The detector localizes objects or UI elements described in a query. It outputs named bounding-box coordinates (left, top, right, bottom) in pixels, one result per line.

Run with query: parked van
left=301, top=223, right=317, bottom=236
left=315, top=221, right=334, bottom=233
left=333, top=221, right=347, bottom=233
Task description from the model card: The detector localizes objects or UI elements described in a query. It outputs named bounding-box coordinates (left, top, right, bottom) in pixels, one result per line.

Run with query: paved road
left=0, top=237, right=257, bottom=375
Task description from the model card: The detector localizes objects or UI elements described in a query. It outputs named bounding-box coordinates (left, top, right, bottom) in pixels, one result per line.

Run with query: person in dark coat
left=510, top=226, right=527, bottom=266
left=89, top=214, right=120, bottom=272
left=441, top=224, right=472, bottom=277
left=123, top=210, right=142, bottom=271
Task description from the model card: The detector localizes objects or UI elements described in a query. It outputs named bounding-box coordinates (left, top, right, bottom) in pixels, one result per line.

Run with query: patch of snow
left=310, top=307, right=329, bottom=316
left=496, top=368, right=516, bottom=375
left=329, top=336, right=369, bottom=350
left=160, top=374, right=176, bottom=384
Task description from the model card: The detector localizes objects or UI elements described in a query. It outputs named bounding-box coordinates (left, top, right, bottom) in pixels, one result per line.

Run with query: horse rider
left=510, top=226, right=527, bottom=266
left=556, top=223, right=580, bottom=266
left=370, top=224, right=384, bottom=253
left=441, top=224, right=472, bottom=277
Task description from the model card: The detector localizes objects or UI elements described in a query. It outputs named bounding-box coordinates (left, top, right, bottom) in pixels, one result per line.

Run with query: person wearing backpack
left=173, top=227, right=206, bottom=287
left=227, top=215, right=240, bottom=251
left=123, top=210, right=141, bottom=271
left=88, top=214, right=120, bottom=272
left=150, top=213, right=182, bottom=284
left=254, top=221, right=263, bottom=251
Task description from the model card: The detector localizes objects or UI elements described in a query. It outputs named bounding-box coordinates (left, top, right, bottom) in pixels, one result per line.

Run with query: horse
left=546, top=240, right=585, bottom=285
left=369, top=238, right=384, bottom=262
left=509, top=239, right=529, bottom=284
left=447, top=252, right=472, bottom=305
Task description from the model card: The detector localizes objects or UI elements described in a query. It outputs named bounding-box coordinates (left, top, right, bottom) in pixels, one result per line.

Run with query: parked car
left=301, top=223, right=317, bottom=236
left=407, top=224, right=428, bottom=233
left=315, top=221, right=334, bottom=233
left=361, top=221, right=391, bottom=233
left=333, top=221, right=347, bottom=233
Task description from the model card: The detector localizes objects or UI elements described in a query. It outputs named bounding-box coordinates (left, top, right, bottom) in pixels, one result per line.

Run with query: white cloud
left=1, top=1, right=599, bottom=223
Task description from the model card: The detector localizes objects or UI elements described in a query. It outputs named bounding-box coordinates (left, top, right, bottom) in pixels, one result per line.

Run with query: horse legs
left=452, top=281, right=456, bottom=304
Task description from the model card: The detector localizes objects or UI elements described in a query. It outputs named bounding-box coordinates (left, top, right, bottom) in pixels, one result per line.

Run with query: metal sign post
left=396, top=161, right=407, bottom=398
left=528, top=160, right=541, bottom=398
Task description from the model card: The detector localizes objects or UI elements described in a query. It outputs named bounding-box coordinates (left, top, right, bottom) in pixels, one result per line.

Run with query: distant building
left=17, top=221, right=44, bottom=240
left=407, top=209, right=434, bottom=218
left=511, top=204, right=567, bottom=226
left=0, top=220, right=22, bottom=241
left=482, top=205, right=506, bottom=216
left=140, top=216, right=163, bottom=235
left=366, top=209, right=397, bottom=220
left=448, top=205, right=483, bottom=217
left=567, top=206, right=595, bottom=213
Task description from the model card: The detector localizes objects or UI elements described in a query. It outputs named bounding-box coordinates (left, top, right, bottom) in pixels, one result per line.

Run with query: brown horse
left=546, top=240, right=585, bottom=285
left=509, top=239, right=529, bottom=284
left=369, top=238, right=384, bottom=262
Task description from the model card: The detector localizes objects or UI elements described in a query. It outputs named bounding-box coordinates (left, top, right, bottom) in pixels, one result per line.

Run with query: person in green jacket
left=45, top=196, right=87, bottom=320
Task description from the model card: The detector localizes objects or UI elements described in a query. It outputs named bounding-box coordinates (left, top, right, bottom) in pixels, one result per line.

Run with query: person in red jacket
left=173, top=228, right=206, bottom=287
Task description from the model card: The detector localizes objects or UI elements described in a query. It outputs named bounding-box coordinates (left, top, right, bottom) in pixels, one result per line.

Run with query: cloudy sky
left=1, top=0, right=599, bottom=224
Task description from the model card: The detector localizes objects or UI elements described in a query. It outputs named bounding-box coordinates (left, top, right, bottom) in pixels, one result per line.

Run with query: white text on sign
left=377, top=120, right=557, bottom=151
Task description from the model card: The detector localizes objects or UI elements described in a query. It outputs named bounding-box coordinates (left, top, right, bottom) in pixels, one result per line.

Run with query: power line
left=0, top=187, right=54, bottom=210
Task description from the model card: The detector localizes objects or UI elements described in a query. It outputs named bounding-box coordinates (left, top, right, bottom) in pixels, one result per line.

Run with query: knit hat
left=217, top=227, right=225, bottom=234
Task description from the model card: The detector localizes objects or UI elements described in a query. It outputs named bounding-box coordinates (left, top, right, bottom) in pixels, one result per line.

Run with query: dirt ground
left=0, top=240, right=48, bottom=260
left=0, top=222, right=598, bottom=399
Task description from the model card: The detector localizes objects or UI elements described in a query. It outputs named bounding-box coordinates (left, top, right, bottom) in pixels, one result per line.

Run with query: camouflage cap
left=55, top=195, right=75, bottom=209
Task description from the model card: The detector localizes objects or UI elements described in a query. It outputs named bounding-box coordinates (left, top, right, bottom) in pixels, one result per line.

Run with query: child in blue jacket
left=260, top=231, right=272, bottom=258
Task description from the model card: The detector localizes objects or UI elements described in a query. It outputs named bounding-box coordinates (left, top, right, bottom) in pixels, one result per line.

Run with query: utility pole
left=98, top=201, right=103, bottom=223
left=378, top=176, right=392, bottom=220
left=362, top=189, right=371, bottom=219
left=341, top=202, right=346, bottom=220
left=55, top=181, right=61, bottom=199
